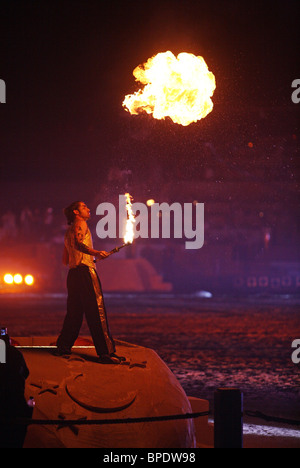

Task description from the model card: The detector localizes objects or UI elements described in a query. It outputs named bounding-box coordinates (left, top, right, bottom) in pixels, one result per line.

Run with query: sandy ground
left=0, top=293, right=299, bottom=447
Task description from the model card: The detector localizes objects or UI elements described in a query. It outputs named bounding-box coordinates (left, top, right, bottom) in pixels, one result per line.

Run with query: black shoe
left=97, top=354, right=121, bottom=364
left=111, top=353, right=126, bottom=362
left=53, top=347, right=71, bottom=357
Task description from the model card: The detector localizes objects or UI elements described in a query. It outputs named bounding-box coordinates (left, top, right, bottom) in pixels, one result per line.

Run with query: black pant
left=57, top=265, right=115, bottom=356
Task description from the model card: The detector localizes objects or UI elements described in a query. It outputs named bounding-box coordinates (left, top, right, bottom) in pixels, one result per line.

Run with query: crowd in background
left=0, top=206, right=65, bottom=245
left=0, top=126, right=298, bottom=271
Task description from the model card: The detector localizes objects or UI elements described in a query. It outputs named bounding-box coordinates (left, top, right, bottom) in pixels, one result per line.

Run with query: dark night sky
left=0, top=0, right=299, bottom=208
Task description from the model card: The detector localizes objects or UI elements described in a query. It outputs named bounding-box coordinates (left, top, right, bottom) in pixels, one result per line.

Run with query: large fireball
left=123, top=51, right=216, bottom=126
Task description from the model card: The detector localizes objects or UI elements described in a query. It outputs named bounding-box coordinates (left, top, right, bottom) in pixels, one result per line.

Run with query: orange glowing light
left=146, top=199, right=155, bottom=206
left=123, top=51, right=216, bottom=126
left=4, top=273, right=14, bottom=284
left=124, top=193, right=135, bottom=245
left=13, top=274, right=23, bottom=284
left=25, top=274, right=34, bottom=286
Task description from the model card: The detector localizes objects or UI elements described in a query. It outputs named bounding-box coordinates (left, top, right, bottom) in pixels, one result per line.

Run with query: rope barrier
left=1, top=410, right=299, bottom=428
left=0, top=410, right=210, bottom=426
left=244, top=410, right=300, bottom=427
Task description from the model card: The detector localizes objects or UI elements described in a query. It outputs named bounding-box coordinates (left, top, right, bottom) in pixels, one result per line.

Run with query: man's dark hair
left=64, top=201, right=81, bottom=225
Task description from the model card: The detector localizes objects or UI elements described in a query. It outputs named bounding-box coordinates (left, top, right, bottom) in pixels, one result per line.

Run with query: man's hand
left=95, top=251, right=110, bottom=260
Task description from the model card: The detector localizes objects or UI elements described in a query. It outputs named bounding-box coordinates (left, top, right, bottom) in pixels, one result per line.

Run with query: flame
left=123, top=51, right=216, bottom=126
left=124, top=193, right=135, bottom=244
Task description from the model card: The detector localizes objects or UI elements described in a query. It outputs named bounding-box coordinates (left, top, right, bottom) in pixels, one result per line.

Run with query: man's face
left=75, top=202, right=91, bottom=220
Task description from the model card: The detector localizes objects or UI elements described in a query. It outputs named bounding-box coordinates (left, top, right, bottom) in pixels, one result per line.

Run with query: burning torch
left=97, top=193, right=135, bottom=261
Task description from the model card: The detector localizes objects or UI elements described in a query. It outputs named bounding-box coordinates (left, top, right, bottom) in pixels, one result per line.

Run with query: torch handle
left=109, top=245, right=124, bottom=254
left=94, top=243, right=130, bottom=262
left=108, top=243, right=128, bottom=255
